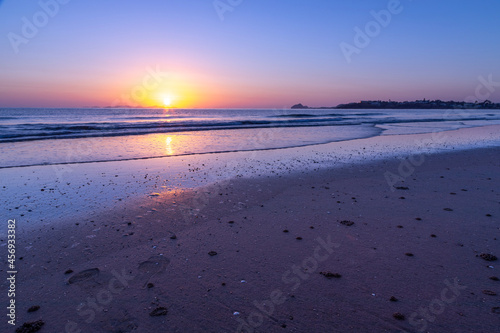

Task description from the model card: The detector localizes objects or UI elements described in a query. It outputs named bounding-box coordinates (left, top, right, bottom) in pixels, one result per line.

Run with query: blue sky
left=0, top=0, right=499, bottom=108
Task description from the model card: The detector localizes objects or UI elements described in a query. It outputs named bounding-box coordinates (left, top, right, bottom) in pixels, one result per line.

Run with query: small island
left=292, top=99, right=500, bottom=109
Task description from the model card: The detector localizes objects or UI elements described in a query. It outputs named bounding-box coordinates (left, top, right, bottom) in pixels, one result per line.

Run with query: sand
left=1, top=128, right=500, bottom=332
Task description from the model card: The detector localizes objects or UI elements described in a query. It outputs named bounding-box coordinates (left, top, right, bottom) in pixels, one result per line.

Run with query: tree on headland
left=292, top=100, right=500, bottom=109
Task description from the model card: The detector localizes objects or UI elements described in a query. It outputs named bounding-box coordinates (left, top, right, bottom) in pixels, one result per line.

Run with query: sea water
left=1, top=108, right=499, bottom=168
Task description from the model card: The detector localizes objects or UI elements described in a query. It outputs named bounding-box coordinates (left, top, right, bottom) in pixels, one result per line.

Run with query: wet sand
left=2, top=143, right=499, bottom=333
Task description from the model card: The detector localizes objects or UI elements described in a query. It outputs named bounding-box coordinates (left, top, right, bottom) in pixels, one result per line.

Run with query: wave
left=0, top=118, right=347, bottom=142
left=1, top=108, right=499, bottom=143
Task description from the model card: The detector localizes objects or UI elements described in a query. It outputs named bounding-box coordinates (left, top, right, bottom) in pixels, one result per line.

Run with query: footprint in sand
left=138, top=255, right=170, bottom=288
left=102, top=317, right=138, bottom=333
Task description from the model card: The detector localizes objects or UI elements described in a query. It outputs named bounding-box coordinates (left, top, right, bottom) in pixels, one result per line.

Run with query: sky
left=0, top=0, right=499, bottom=108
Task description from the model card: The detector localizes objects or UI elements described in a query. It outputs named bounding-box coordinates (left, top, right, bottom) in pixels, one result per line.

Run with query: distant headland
left=292, top=99, right=500, bottom=110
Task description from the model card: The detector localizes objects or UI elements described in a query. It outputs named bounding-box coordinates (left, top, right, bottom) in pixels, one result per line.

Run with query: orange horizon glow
left=2, top=2, right=500, bottom=109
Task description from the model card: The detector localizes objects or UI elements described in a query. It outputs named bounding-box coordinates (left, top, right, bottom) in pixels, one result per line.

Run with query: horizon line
left=1, top=98, right=499, bottom=110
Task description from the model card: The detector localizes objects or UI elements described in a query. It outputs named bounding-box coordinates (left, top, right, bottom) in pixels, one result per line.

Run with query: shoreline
left=1, top=121, right=497, bottom=170
left=2, top=107, right=500, bottom=169
left=2, top=125, right=500, bottom=229
left=1, top=128, right=499, bottom=331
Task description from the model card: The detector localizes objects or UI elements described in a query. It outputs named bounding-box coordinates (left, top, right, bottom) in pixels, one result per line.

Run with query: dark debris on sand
left=479, top=253, right=498, bottom=261
left=320, top=271, right=342, bottom=279
left=15, top=320, right=45, bottom=333
left=394, top=186, right=409, bottom=190
left=393, top=312, right=405, bottom=320
left=27, top=305, right=40, bottom=313
left=339, top=220, right=354, bottom=226
left=208, top=251, right=218, bottom=256
left=482, top=290, right=497, bottom=296
left=490, top=276, right=499, bottom=281
left=149, top=307, right=168, bottom=317
left=390, top=296, right=398, bottom=302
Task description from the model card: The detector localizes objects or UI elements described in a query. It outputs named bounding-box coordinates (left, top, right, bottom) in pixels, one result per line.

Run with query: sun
left=163, top=96, right=172, bottom=107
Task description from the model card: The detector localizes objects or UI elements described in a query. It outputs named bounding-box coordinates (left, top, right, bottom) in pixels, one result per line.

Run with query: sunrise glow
left=163, top=96, right=172, bottom=108
left=0, top=1, right=498, bottom=108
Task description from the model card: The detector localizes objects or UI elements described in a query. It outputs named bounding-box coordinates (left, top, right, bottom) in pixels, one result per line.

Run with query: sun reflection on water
left=165, top=136, right=174, bottom=155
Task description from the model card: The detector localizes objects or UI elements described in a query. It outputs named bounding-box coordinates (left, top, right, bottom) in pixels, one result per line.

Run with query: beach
left=1, top=125, right=499, bottom=332
left=2, top=1, right=500, bottom=332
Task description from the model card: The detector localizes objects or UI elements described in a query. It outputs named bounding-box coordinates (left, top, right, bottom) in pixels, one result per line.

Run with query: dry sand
left=2, top=144, right=499, bottom=332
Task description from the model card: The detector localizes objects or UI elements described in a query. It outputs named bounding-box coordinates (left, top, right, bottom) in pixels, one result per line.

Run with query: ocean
left=1, top=108, right=499, bottom=168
